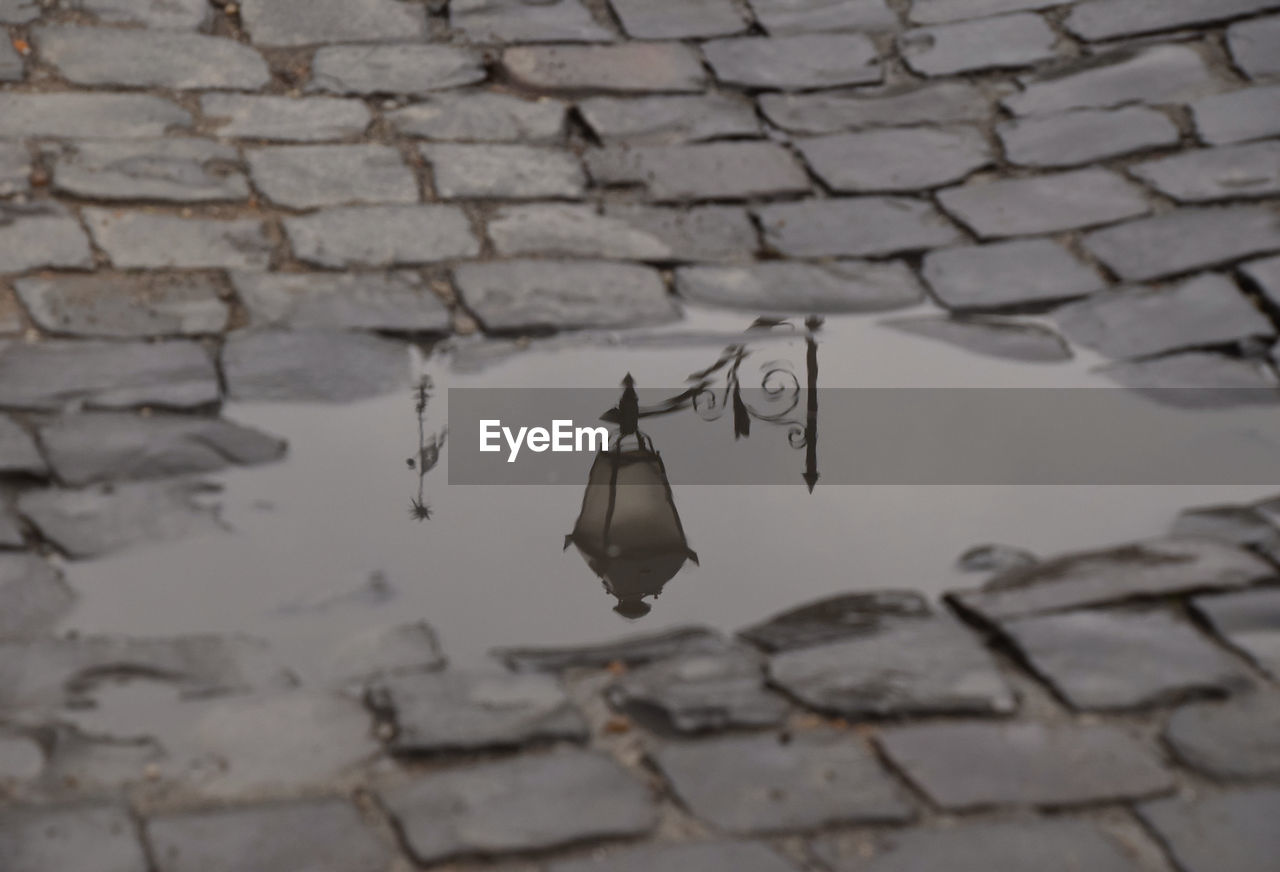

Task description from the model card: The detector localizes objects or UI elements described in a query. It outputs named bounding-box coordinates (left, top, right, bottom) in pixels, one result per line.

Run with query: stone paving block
left=552, top=842, right=800, bottom=872
left=1130, top=142, right=1280, bottom=203
left=35, top=26, right=269, bottom=89
left=1164, top=691, right=1280, bottom=779
left=1191, top=84, right=1280, bottom=145
left=1243, top=254, right=1280, bottom=307
left=388, top=92, right=567, bottom=142
left=46, top=139, right=249, bottom=204
left=799, top=126, right=991, bottom=193
left=1082, top=205, right=1280, bottom=282
left=0, top=339, right=219, bottom=411
left=247, top=145, right=417, bottom=210
left=0, top=93, right=191, bottom=140
left=758, top=198, right=962, bottom=259
left=652, top=732, right=916, bottom=834
left=222, top=329, right=412, bottom=402
left=494, top=625, right=728, bottom=672
left=15, top=273, right=229, bottom=338
left=585, top=142, right=809, bottom=201
left=147, top=799, right=390, bottom=872
left=1193, top=587, right=1280, bottom=678
left=1173, top=503, right=1280, bottom=549
left=761, top=82, right=992, bottom=134
left=939, top=168, right=1150, bottom=238
left=282, top=205, right=479, bottom=268
left=379, top=749, right=656, bottom=865
left=579, top=94, right=759, bottom=144
left=308, top=44, right=486, bottom=97
left=676, top=261, right=923, bottom=312
left=1228, top=15, right=1280, bottom=79
left=38, top=412, right=285, bottom=487
left=951, top=538, right=1275, bottom=621
left=0, top=414, right=45, bottom=474
left=610, top=0, right=746, bottom=38
left=1055, top=274, right=1273, bottom=359
left=749, top=0, right=898, bottom=33
left=883, top=316, right=1072, bottom=362
left=1066, top=0, right=1280, bottom=42
left=1003, top=44, right=1221, bottom=116
left=324, top=621, right=446, bottom=686
left=423, top=144, right=585, bottom=199
left=901, top=13, right=1057, bottom=76
left=1138, top=788, right=1280, bottom=872
left=239, top=0, right=427, bottom=46
left=703, top=34, right=882, bottom=89
left=488, top=203, right=757, bottom=261
left=924, top=239, right=1104, bottom=311
left=739, top=591, right=933, bottom=652
left=503, top=43, right=705, bottom=93
left=0, top=142, right=28, bottom=196
left=1100, top=352, right=1279, bottom=402
left=0, top=33, right=22, bottom=81
left=998, top=106, right=1180, bottom=168
left=77, top=0, right=210, bottom=29
left=0, top=202, right=93, bottom=275
left=85, top=210, right=272, bottom=271
left=202, top=95, right=371, bottom=143
left=455, top=260, right=676, bottom=331
left=768, top=615, right=1016, bottom=717
left=0, top=0, right=39, bottom=22
left=880, top=721, right=1174, bottom=810
left=0, top=804, right=148, bottom=872
left=909, top=0, right=1059, bottom=23
left=231, top=270, right=451, bottom=332
left=0, top=553, right=74, bottom=637
left=451, top=0, right=614, bottom=42
left=376, top=669, right=588, bottom=753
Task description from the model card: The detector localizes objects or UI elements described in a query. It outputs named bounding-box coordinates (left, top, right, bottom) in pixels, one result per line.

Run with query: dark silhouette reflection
left=408, top=376, right=446, bottom=521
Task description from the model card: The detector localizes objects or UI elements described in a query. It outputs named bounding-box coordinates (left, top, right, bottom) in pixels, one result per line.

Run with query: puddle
left=59, top=305, right=1280, bottom=671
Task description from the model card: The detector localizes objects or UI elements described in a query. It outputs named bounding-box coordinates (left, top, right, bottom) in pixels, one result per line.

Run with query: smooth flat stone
left=0, top=93, right=190, bottom=139
left=758, top=198, right=963, bottom=258
left=939, top=168, right=1150, bottom=238
left=0, top=804, right=148, bottom=872
left=676, top=261, right=924, bottom=313
left=900, top=13, right=1057, bottom=76
left=609, top=0, right=746, bottom=38
left=503, top=43, right=705, bottom=93
left=1066, top=0, right=1280, bottom=42
left=883, top=316, right=1072, bottom=362
left=586, top=141, right=809, bottom=201
left=323, top=621, right=445, bottom=686
left=703, top=34, right=882, bottom=89
left=221, top=330, right=412, bottom=403
left=35, top=26, right=268, bottom=89
left=578, top=94, right=759, bottom=144
left=0, top=202, right=93, bottom=274
left=923, top=239, right=1104, bottom=310
left=247, top=145, right=417, bottom=209
left=231, top=271, right=451, bottom=332
left=548, top=841, right=801, bottom=872
left=46, top=139, right=248, bottom=203
left=761, top=82, right=991, bottom=134
left=998, top=106, right=1180, bottom=168
left=84, top=210, right=272, bottom=271
left=749, top=0, right=898, bottom=33
left=494, top=625, right=729, bottom=672
left=1164, top=692, right=1280, bottom=779
left=15, top=273, right=230, bottom=338
left=1130, top=142, right=1280, bottom=203
left=308, top=44, right=485, bottom=96
left=1100, top=353, right=1279, bottom=404
left=0, top=414, right=45, bottom=474
left=1137, top=788, right=1280, bottom=872
left=423, top=144, right=585, bottom=199
left=282, top=205, right=479, bottom=268
left=0, top=553, right=74, bottom=638
left=1228, top=15, right=1280, bottom=79
left=238, top=0, right=427, bottom=46
left=1192, top=85, right=1280, bottom=146
left=798, top=126, right=991, bottom=192
left=739, top=591, right=932, bottom=652
left=201, top=95, right=371, bottom=142
left=1193, top=587, right=1280, bottom=678
left=1243, top=254, right=1280, bottom=308
left=388, top=92, right=566, bottom=142
left=450, top=0, right=614, bottom=42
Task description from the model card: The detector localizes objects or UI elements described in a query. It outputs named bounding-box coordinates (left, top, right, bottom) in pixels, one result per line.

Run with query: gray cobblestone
left=703, top=35, right=882, bottom=89
left=998, top=106, right=1180, bottom=168
left=239, top=0, right=427, bottom=47
left=282, top=205, right=479, bottom=268
left=0, top=553, right=72, bottom=633
left=85, top=210, right=273, bottom=271
left=586, top=142, right=809, bottom=201
left=676, top=261, right=924, bottom=312
left=1082, top=205, right=1280, bottom=281
left=799, top=126, right=991, bottom=193
left=503, top=43, right=705, bottom=93
left=0, top=93, right=191, bottom=140
left=46, top=139, right=249, bottom=203
left=758, top=198, right=963, bottom=258
left=0, top=143, right=27, bottom=196
left=1138, top=788, right=1280, bottom=872
left=0, top=33, right=22, bottom=81
left=0, top=202, right=92, bottom=275
left=924, top=240, right=1105, bottom=310
left=324, top=621, right=445, bottom=685
left=451, top=0, right=614, bottom=43
left=423, top=144, right=585, bottom=199
left=1191, top=85, right=1280, bottom=145
left=388, top=92, right=567, bottom=142
left=760, top=82, right=992, bottom=134
left=247, top=145, right=417, bottom=209
left=35, top=26, right=269, bottom=90
left=308, top=44, right=486, bottom=97
left=222, top=329, right=412, bottom=402
left=0, top=504, right=24, bottom=547
left=1066, top=0, right=1280, bottom=42
left=610, top=0, right=746, bottom=38
left=1102, top=352, right=1278, bottom=398
left=1242, top=254, right=1280, bottom=306
left=231, top=270, right=451, bottom=332
left=909, top=0, right=1059, bottom=23
left=1193, top=588, right=1280, bottom=678
left=495, top=626, right=729, bottom=672
left=14, top=273, right=230, bottom=338
left=749, top=0, right=898, bottom=34
left=1164, top=692, right=1280, bottom=779
left=901, top=13, right=1058, bottom=77
left=549, top=842, right=801, bottom=872
left=939, top=169, right=1150, bottom=238
left=579, top=94, right=759, bottom=144
left=0, top=804, right=148, bottom=872
left=202, top=94, right=371, bottom=142
left=1227, top=15, right=1280, bottom=79
left=0, top=415, right=44, bottom=474
left=882, top=316, right=1072, bottom=362
left=78, top=0, right=210, bottom=29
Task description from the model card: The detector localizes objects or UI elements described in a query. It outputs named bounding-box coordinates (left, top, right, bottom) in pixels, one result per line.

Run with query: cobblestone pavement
left=3, top=0, right=1280, bottom=869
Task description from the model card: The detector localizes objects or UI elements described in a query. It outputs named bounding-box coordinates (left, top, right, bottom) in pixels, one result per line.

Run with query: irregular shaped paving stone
left=282, top=205, right=479, bottom=268
left=998, top=106, right=1180, bottom=168
left=503, top=43, right=704, bottom=93
left=84, top=210, right=272, bottom=271
left=323, top=621, right=445, bottom=686
left=247, top=145, right=417, bottom=209
left=379, top=749, right=656, bottom=864
left=0, top=553, right=74, bottom=638
left=1243, top=254, right=1280, bottom=308
left=0, top=804, right=148, bottom=872
left=0, top=202, right=93, bottom=275
left=1082, top=205, right=1280, bottom=282
left=1055, top=274, right=1273, bottom=360
left=77, top=0, right=210, bottom=29
left=883, top=316, right=1072, bottom=362
left=606, top=646, right=790, bottom=732
left=201, top=94, right=371, bottom=142
left=0, top=339, right=219, bottom=411
left=760, top=82, right=991, bottom=134
left=0, top=415, right=45, bottom=474
left=423, top=144, right=584, bottom=199
left=0, top=93, right=191, bottom=140
left=451, top=0, right=614, bottom=42
left=749, top=0, right=898, bottom=33
left=610, top=0, right=746, bottom=38
left=676, top=261, right=923, bottom=312
left=958, top=543, right=1039, bottom=573
left=900, top=13, right=1057, bottom=76
left=1100, top=353, right=1280, bottom=404
left=238, top=0, right=427, bottom=46
left=739, top=591, right=932, bottom=652
left=1191, top=85, right=1280, bottom=146
left=0, top=142, right=28, bottom=196
left=768, top=615, right=1016, bottom=717
left=1003, top=44, right=1221, bottom=116
left=910, top=0, right=1059, bottom=22
left=46, top=139, right=248, bottom=203
left=1137, top=788, right=1280, bottom=872
left=496, top=626, right=729, bottom=672
left=1228, top=15, right=1280, bottom=79
left=454, top=260, right=677, bottom=331
left=388, top=92, right=567, bottom=142
left=35, top=26, right=269, bottom=89
left=652, top=731, right=916, bottom=834
left=703, top=34, right=882, bottom=89
left=222, top=329, right=412, bottom=402
left=0, top=35, right=22, bottom=81
left=14, top=273, right=230, bottom=338
left=951, top=537, right=1275, bottom=621
left=586, top=142, right=809, bottom=201
left=1193, top=587, right=1280, bottom=677
left=489, top=203, right=757, bottom=261
left=549, top=841, right=801, bottom=872
left=578, top=94, right=759, bottom=144
left=1066, top=0, right=1280, bottom=42
left=146, top=799, right=389, bottom=872
left=1130, top=142, right=1280, bottom=203
left=231, top=271, right=451, bottom=332
left=1164, top=691, right=1280, bottom=779
left=939, top=168, right=1150, bottom=238
left=758, top=197, right=962, bottom=258
left=38, top=411, right=285, bottom=487
left=375, top=670, right=587, bottom=753
left=308, top=44, right=486, bottom=96
left=880, top=721, right=1174, bottom=810
left=798, top=126, right=991, bottom=193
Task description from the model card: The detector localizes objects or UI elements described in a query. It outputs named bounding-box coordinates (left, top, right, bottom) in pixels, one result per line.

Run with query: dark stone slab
left=147, top=799, right=389, bottom=872
left=610, top=0, right=746, bottom=38
left=703, top=34, right=882, bottom=90
left=1138, top=788, right=1280, bottom=872
left=222, top=330, right=412, bottom=403
left=550, top=841, right=801, bottom=872
left=998, top=106, right=1180, bottom=168
left=379, top=749, right=656, bottom=864
left=503, top=44, right=705, bottom=93
left=586, top=142, right=809, bottom=201
left=951, top=538, right=1275, bottom=621
left=1164, top=691, right=1280, bottom=779
left=1193, top=587, right=1280, bottom=678
left=323, top=621, right=445, bottom=686
left=1228, top=15, right=1280, bottom=80
left=0, top=202, right=93, bottom=274
left=675, top=261, right=923, bottom=313
left=239, top=0, right=427, bottom=46
left=282, top=205, right=479, bottom=268
left=1066, top=0, right=1280, bottom=42
left=740, top=591, right=932, bottom=652
left=0, top=553, right=74, bottom=638
left=958, top=543, right=1039, bottom=573
left=0, top=804, right=148, bottom=872
left=0, top=93, right=190, bottom=140
left=939, top=168, right=1150, bottom=238
left=1130, top=142, right=1280, bottom=203
left=308, top=44, right=485, bottom=96
left=387, top=92, right=567, bottom=142
left=0, top=414, right=45, bottom=474
left=35, top=26, right=268, bottom=89
left=1173, top=504, right=1280, bottom=549
left=878, top=722, right=1174, bottom=810
left=423, top=143, right=585, bottom=199
left=760, top=82, right=991, bottom=135
left=0, top=340, right=218, bottom=412
left=232, top=271, right=451, bottom=333
left=1100, top=353, right=1280, bottom=403
left=201, top=94, right=371, bottom=143
left=923, top=239, right=1104, bottom=310
left=883, top=316, right=1072, bottom=362
left=495, top=626, right=729, bottom=673
left=246, top=145, right=417, bottom=209
left=451, top=0, right=613, bottom=43
left=84, top=210, right=273, bottom=271
left=46, top=139, right=248, bottom=203
left=749, top=0, right=898, bottom=34
left=757, top=198, right=963, bottom=258
left=14, top=274, right=230, bottom=338
left=798, top=126, right=991, bottom=193
left=1193, top=85, right=1280, bottom=146
left=652, top=731, right=916, bottom=834
left=900, top=13, right=1057, bottom=76
left=578, top=94, right=759, bottom=144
